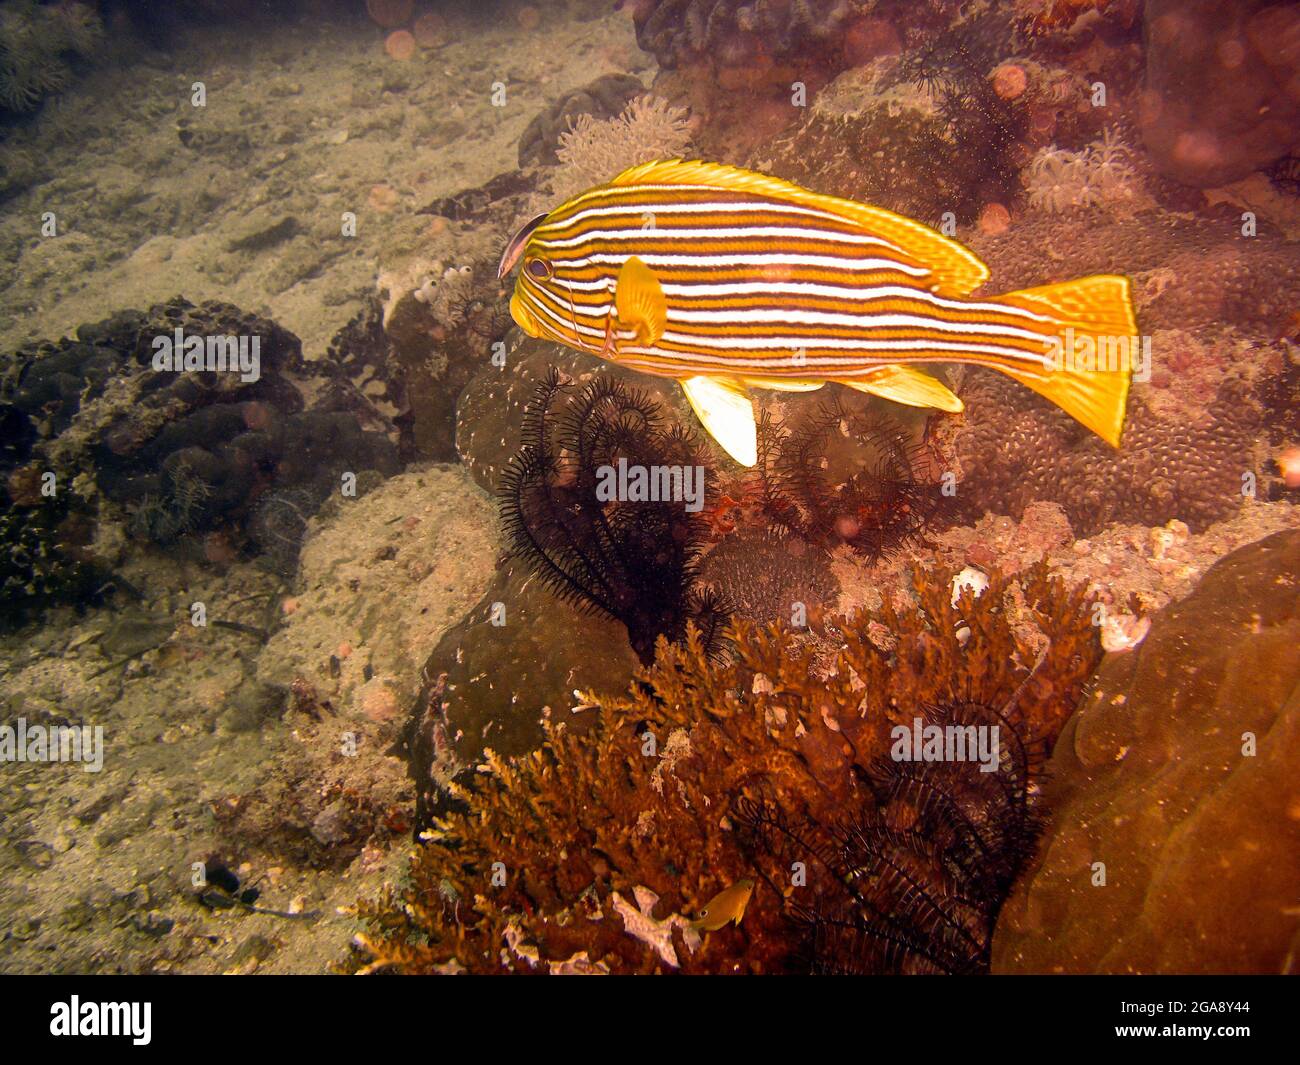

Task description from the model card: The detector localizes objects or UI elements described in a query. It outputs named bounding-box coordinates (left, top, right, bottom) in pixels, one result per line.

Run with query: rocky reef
left=1, top=0, right=1297, bottom=981
left=1, top=297, right=402, bottom=617
left=517, top=72, right=647, bottom=168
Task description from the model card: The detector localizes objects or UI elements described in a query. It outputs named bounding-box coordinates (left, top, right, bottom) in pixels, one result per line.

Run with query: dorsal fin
left=608, top=159, right=990, bottom=297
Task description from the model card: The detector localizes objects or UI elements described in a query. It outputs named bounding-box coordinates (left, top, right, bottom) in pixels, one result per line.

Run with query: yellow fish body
left=689, top=878, right=755, bottom=932
left=499, top=160, right=1138, bottom=466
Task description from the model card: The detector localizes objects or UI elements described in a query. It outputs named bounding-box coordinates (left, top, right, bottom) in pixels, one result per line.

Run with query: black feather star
left=755, top=395, right=950, bottom=562
left=499, top=368, right=729, bottom=664
left=734, top=694, right=1046, bottom=975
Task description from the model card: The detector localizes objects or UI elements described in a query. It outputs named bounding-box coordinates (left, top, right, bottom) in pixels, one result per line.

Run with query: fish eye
left=525, top=257, right=553, bottom=280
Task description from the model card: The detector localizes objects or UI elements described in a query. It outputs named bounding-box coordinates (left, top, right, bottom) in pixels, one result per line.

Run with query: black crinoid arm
left=498, top=367, right=730, bottom=664
left=733, top=697, right=1046, bottom=975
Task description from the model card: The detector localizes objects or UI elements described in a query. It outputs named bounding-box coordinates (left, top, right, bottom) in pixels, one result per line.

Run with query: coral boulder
left=1140, top=0, right=1300, bottom=187
left=992, top=529, right=1300, bottom=973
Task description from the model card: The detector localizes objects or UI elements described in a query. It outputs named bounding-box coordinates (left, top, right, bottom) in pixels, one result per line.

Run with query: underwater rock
left=417, top=168, right=539, bottom=225
left=224, top=214, right=301, bottom=253
left=99, top=403, right=399, bottom=547
left=854, top=502, right=1300, bottom=678
left=3, top=297, right=400, bottom=583
left=1139, top=0, right=1300, bottom=187
left=318, top=295, right=413, bottom=452
left=255, top=463, right=497, bottom=730
left=517, top=73, right=645, bottom=167
left=992, top=529, right=1300, bottom=973
left=212, top=719, right=414, bottom=871
left=6, top=296, right=304, bottom=452
left=632, top=0, right=858, bottom=73
left=371, top=259, right=511, bottom=462
left=407, top=559, right=641, bottom=824
left=3, top=332, right=127, bottom=441
left=246, top=485, right=319, bottom=579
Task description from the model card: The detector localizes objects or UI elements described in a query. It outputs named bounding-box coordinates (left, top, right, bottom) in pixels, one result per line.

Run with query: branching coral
left=735, top=692, right=1044, bottom=974
left=0, top=0, right=102, bottom=114
left=350, top=562, right=1102, bottom=974
left=543, top=94, right=692, bottom=204
left=499, top=368, right=726, bottom=664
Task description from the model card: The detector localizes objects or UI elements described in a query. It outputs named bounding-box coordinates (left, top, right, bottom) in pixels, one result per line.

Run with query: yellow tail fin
left=994, top=275, right=1138, bottom=447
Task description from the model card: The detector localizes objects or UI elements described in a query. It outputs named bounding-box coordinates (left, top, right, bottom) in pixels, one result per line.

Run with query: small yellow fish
left=689, top=878, right=755, bottom=932
left=499, top=159, right=1138, bottom=466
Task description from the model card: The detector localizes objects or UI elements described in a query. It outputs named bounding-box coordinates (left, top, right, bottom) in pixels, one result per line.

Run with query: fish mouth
left=510, top=291, right=544, bottom=338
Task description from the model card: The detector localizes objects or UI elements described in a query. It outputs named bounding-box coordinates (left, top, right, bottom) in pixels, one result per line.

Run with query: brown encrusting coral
left=952, top=371, right=1264, bottom=535
left=350, top=562, right=1102, bottom=974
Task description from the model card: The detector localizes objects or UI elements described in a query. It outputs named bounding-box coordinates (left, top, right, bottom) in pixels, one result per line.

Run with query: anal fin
left=845, top=365, right=964, bottom=412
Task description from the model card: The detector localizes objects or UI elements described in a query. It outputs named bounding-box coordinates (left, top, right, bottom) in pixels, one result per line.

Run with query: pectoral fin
left=680, top=376, right=757, bottom=467
left=615, top=255, right=667, bottom=347
left=845, top=365, right=964, bottom=412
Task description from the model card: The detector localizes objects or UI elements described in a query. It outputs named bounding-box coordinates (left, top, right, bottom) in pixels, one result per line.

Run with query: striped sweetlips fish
left=498, top=160, right=1137, bottom=466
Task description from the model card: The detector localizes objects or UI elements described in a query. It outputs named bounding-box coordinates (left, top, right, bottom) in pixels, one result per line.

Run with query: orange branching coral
left=349, top=564, right=1101, bottom=975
